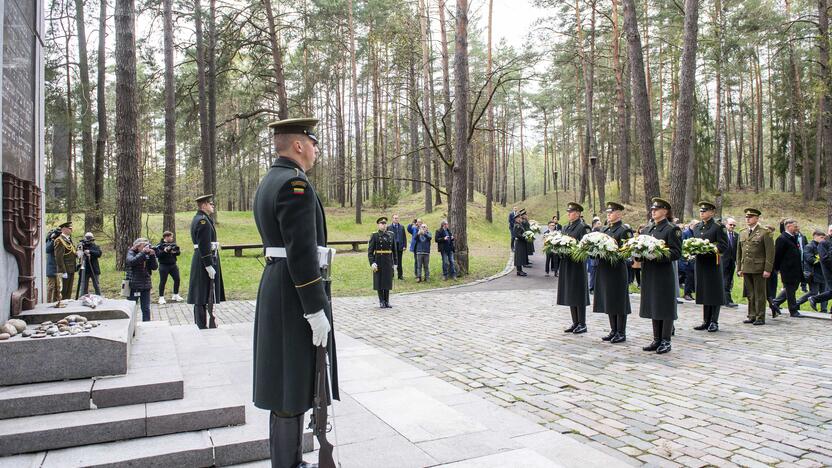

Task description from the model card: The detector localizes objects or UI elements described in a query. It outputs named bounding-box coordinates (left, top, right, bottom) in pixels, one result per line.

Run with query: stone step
left=0, top=386, right=245, bottom=456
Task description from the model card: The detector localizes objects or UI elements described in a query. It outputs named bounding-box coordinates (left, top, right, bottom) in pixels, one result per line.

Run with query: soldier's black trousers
left=193, top=305, right=218, bottom=329
left=703, top=305, right=721, bottom=324
left=377, top=289, right=390, bottom=304
left=652, top=319, right=674, bottom=341
left=570, top=306, right=586, bottom=326
left=269, top=411, right=305, bottom=468
left=608, top=315, right=627, bottom=334
left=395, top=250, right=404, bottom=278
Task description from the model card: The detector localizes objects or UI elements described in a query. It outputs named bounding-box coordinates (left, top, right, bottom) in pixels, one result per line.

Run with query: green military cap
left=195, top=194, right=214, bottom=203
left=650, top=197, right=671, bottom=210
left=376, top=216, right=388, bottom=224
left=744, top=208, right=762, bottom=217
left=566, top=202, right=584, bottom=212
left=698, top=201, right=716, bottom=212
left=606, top=201, right=625, bottom=212
left=59, top=221, right=73, bottom=229
left=268, top=118, right=319, bottom=143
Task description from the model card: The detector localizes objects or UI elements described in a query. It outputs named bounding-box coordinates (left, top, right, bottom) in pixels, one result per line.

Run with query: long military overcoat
left=368, top=230, right=395, bottom=290
left=593, top=221, right=633, bottom=315
left=557, top=220, right=592, bottom=307
left=513, top=222, right=529, bottom=268
left=692, top=218, right=729, bottom=305
left=638, top=219, right=682, bottom=320
left=252, top=157, right=339, bottom=414
left=187, top=211, right=226, bottom=305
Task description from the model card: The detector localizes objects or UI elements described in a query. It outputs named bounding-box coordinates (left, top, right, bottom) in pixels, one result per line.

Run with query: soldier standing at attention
left=53, top=221, right=77, bottom=307
left=252, top=118, right=338, bottom=468
left=369, top=216, right=395, bottom=308
left=594, top=202, right=633, bottom=343
left=187, top=194, right=225, bottom=329
left=640, top=198, right=682, bottom=354
left=558, top=202, right=592, bottom=334
left=692, top=201, right=729, bottom=332
left=737, top=208, right=775, bottom=325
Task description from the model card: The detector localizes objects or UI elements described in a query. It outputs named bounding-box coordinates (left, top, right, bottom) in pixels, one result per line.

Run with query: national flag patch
left=290, top=180, right=307, bottom=195
left=292, top=187, right=305, bottom=195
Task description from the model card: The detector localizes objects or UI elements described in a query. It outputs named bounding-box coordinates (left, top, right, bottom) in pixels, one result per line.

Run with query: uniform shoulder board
left=675, top=226, right=682, bottom=237
left=199, top=219, right=207, bottom=225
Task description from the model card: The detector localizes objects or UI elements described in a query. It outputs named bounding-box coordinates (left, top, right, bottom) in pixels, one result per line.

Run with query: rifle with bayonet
left=310, top=247, right=337, bottom=468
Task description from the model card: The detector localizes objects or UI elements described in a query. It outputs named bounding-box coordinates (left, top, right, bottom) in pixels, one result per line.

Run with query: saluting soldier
left=252, top=118, right=338, bottom=468
left=513, top=209, right=529, bottom=276
left=369, top=216, right=395, bottom=308
left=187, top=194, right=226, bottom=329
left=737, top=208, right=775, bottom=325
left=558, top=202, right=592, bottom=334
left=594, top=202, right=633, bottom=343
left=692, top=201, right=729, bottom=332
left=53, top=221, right=77, bottom=307
left=639, top=198, right=682, bottom=354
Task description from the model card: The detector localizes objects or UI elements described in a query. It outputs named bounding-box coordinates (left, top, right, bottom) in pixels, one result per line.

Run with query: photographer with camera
left=45, top=227, right=62, bottom=304
left=407, top=218, right=422, bottom=278
left=77, top=232, right=102, bottom=296
left=126, top=238, right=159, bottom=321
left=155, top=231, right=183, bottom=304
left=414, top=222, right=432, bottom=282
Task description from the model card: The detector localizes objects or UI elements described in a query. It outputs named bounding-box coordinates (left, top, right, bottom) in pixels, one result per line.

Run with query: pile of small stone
left=0, top=315, right=100, bottom=340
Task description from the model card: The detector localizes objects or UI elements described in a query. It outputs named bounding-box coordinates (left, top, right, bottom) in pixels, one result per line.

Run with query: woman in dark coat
left=513, top=209, right=529, bottom=276
left=369, top=217, right=395, bottom=308
left=692, top=201, right=729, bottom=332
left=126, top=238, right=159, bottom=322
left=594, top=202, right=634, bottom=343
left=639, top=198, right=682, bottom=354
left=557, top=203, right=592, bottom=334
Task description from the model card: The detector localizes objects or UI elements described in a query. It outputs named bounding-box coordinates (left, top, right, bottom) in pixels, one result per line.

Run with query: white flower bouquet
left=621, top=234, right=670, bottom=261
left=528, top=220, right=542, bottom=235
left=571, top=232, right=623, bottom=263
left=523, top=230, right=535, bottom=242
left=682, top=238, right=717, bottom=260
left=543, top=232, right=577, bottom=256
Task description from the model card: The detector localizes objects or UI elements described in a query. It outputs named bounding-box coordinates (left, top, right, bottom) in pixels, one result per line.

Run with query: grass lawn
left=47, top=192, right=511, bottom=300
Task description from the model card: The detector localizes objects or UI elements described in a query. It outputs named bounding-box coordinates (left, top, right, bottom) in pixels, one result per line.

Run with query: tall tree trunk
left=815, top=93, right=823, bottom=201
left=195, top=0, right=211, bottom=201
left=714, top=0, right=727, bottom=214
left=755, top=51, right=764, bottom=191
left=575, top=0, right=589, bottom=203
left=336, top=71, right=346, bottom=206
left=484, top=0, right=494, bottom=222
left=542, top=107, right=549, bottom=196
left=622, top=0, right=660, bottom=211
left=451, top=0, right=469, bottom=274
left=612, top=0, right=630, bottom=204
left=262, top=0, right=288, bottom=119
left=439, top=0, right=454, bottom=207
left=75, top=0, right=95, bottom=232
left=518, top=79, right=526, bottom=200
left=163, top=0, right=176, bottom=233
left=668, top=0, right=699, bottom=217
left=371, top=41, right=380, bottom=197
left=409, top=58, right=421, bottom=193
left=207, top=0, right=217, bottom=204
left=114, top=0, right=141, bottom=270
left=348, top=0, right=363, bottom=223
left=93, top=0, right=107, bottom=231
left=819, top=0, right=832, bottom=222
left=419, top=0, right=433, bottom=212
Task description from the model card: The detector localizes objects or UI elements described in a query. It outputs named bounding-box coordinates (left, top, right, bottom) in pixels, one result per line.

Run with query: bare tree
left=485, top=0, right=495, bottom=222
left=262, top=0, right=288, bottom=119
left=93, top=0, right=107, bottom=231
left=451, top=0, right=469, bottom=274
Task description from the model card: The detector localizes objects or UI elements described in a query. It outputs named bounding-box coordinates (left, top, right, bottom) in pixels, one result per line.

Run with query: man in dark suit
left=722, top=217, right=739, bottom=307
left=771, top=219, right=804, bottom=317
left=387, top=214, right=407, bottom=280
left=797, top=230, right=827, bottom=312
left=508, top=207, right=518, bottom=251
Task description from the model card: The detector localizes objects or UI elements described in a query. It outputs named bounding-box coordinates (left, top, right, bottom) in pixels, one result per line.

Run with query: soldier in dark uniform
left=252, top=118, right=338, bottom=468
left=558, top=202, right=592, bottom=334
left=187, top=194, right=225, bottom=329
left=369, top=216, right=395, bottom=308
left=594, top=202, right=633, bottom=343
left=692, top=201, right=729, bottom=332
left=639, top=198, right=682, bottom=354
left=53, top=221, right=77, bottom=306
left=513, top=209, right=529, bottom=276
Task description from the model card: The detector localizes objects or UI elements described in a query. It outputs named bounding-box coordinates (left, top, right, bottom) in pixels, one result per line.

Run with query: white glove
left=62, top=273, right=68, bottom=279
left=76, top=250, right=85, bottom=259
left=372, top=263, right=378, bottom=272
left=305, top=310, right=331, bottom=347
left=205, top=265, right=216, bottom=279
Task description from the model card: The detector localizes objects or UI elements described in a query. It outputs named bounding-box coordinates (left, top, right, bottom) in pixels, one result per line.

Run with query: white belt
left=265, top=246, right=336, bottom=268
left=193, top=242, right=219, bottom=251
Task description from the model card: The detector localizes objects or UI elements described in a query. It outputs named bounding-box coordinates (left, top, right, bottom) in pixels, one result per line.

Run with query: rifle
left=207, top=246, right=218, bottom=328
left=309, top=248, right=337, bottom=468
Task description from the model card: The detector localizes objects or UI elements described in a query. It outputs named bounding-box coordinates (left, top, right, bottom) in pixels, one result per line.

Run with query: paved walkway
left=152, top=240, right=832, bottom=467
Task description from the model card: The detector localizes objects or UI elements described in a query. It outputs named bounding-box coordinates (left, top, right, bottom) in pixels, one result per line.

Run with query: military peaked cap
left=195, top=194, right=214, bottom=203
left=566, top=202, right=584, bottom=212
left=698, top=201, right=716, bottom=212
left=606, top=201, right=625, bottom=212
left=59, top=221, right=73, bottom=229
left=650, top=197, right=671, bottom=210
left=376, top=217, right=388, bottom=224
left=268, top=118, right=319, bottom=143
left=744, top=208, right=762, bottom=217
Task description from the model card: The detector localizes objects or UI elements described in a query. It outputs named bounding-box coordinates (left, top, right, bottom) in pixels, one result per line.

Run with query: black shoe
left=656, top=340, right=672, bottom=354
left=525, top=264, right=533, bottom=268
left=572, top=324, right=587, bottom=334
left=790, top=311, right=802, bottom=317
left=753, top=319, right=765, bottom=325
left=808, top=296, right=818, bottom=311
left=769, top=302, right=781, bottom=317
left=379, top=301, right=385, bottom=308
left=297, top=463, right=318, bottom=468
left=517, top=271, right=528, bottom=276
left=601, top=331, right=616, bottom=341
left=564, top=324, right=577, bottom=333
left=642, top=340, right=660, bottom=352
left=707, top=322, right=719, bottom=332
left=683, top=295, right=694, bottom=301
left=610, top=333, right=626, bottom=343
left=676, top=299, right=684, bottom=304
left=672, top=326, right=676, bottom=336
left=693, top=323, right=708, bottom=331
left=743, top=319, right=754, bottom=324
left=398, top=276, right=404, bottom=280
left=385, top=301, right=393, bottom=308
left=726, top=302, right=739, bottom=308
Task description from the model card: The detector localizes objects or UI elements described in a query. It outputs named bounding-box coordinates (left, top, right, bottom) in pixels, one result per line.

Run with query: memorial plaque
left=2, top=0, right=36, bottom=182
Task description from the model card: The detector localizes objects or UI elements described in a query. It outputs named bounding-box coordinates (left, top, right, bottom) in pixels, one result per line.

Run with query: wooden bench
left=221, top=240, right=366, bottom=257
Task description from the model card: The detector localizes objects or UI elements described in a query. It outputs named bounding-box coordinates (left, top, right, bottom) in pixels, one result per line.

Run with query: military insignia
left=199, top=219, right=207, bottom=225
left=676, top=229, right=682, bottom=238
left=290, top=180, right=307, bottom=195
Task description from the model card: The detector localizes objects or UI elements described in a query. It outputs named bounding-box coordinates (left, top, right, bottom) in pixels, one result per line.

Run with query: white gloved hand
left=205, top=265, right=216, bottom=279
left=62, top=273, right=68, bottom=279
left=76, top=250, right=85, bottom=259
left=305, top=310, right=331, bottom=347
left=372, top=263, right=378, bottom=272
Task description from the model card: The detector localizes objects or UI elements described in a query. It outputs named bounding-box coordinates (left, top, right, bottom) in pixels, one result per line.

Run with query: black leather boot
left=602, top=331, right=616, bottom=341
left=270, top=413, right=315, bottom=468
left=572, top=323, right=587, bottom=334
left=642, top=340, right=660, bottom=351
left=656, top=340, right=672, bottom=354
left=610, top=333, right=626, bottom=343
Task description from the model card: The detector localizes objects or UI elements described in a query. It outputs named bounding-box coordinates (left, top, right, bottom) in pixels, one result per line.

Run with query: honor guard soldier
left=513, top=209, right=529, bottom=276
left=692, top=201, right=729, bottom=332
left=53, top=221, right=77, bottom=307
left=558, top=202, right=592, bottom=334
left=187, top=194, right=225, bottom=329
left=737, top=208, right=775, bottom=325
left=252, top=118, right=338, bottom=468
left=369, top=217, right=395, bottom=308
left=594, top=202, right=633, bottom=343
left=640, top=198, right=682, bottom=354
